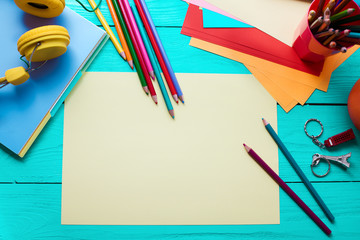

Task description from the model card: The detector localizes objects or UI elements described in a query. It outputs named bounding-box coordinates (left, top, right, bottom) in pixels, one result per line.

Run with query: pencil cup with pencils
left=292, top=0, right=360, bottom=62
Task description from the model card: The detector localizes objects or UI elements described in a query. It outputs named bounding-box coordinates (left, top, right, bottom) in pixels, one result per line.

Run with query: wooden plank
left=66, top=0, right=188, bottom=27
left=0, top=182, right=359, bottom=239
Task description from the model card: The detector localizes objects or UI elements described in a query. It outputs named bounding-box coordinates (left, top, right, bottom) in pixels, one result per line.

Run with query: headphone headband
left=14, top=0, right=65, bottom=18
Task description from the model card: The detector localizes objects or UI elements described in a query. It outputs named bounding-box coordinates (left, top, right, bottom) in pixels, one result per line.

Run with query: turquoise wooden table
left=1, top=0, right=360, bottom=239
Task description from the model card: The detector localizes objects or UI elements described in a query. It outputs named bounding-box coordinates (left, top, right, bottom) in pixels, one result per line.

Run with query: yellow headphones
left=0, top=0, right=70, bottom=88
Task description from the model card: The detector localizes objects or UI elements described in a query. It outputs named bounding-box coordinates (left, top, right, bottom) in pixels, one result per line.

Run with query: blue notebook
left=0, top=1, right=108, bottom=157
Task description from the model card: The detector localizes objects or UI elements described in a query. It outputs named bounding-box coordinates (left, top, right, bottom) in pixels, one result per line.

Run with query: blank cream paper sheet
left=62, top=72, right=279, bottom=225
left=200, top=0, right=310, bottom=46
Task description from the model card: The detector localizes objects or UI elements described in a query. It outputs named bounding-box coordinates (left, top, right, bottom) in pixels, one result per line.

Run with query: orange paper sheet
left=246, top=66, right=299, bottom=112
left=190, top=38, right=359, bottom=112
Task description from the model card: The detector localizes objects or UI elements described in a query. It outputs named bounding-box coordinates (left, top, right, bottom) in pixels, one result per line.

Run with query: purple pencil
left=137, top=0, right=184, bottom=103
left=243, top=143, right=332, bottom=236
left=119, top=0, right=155, bottom=80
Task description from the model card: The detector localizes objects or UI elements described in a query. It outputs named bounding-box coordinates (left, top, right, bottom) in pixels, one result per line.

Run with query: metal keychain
left=311, top=153, right=351, bottom=177
left=304, top=118, right=326, bottom=149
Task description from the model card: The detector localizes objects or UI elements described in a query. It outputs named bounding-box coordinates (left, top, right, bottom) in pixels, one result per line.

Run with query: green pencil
left=330, top=8, right=355, bottom=22
left=110, top=0, right=148, bottom=94
left=335, top=25, right=360, bottom=32
left=131, top=5, right=174, bottom=118
left=333, top=14, right=360, bottom=25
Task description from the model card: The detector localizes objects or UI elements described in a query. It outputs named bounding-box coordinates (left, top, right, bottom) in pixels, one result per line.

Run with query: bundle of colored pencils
left=101, top=0, right=183, bottom=118
left=309, top=0, right=360, bottom=53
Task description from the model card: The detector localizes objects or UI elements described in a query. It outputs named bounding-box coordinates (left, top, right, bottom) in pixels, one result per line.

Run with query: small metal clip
left=311, top=153, right=351, bottom=177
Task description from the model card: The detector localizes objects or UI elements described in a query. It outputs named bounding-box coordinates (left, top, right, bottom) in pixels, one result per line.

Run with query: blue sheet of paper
left=202, top=8, right=253, bottom=28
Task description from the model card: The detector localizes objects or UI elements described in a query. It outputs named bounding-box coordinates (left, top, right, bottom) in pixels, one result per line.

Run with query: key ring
left=304, top=118, right=326, bottom=149
left=311, top=158, right=331, bottom=177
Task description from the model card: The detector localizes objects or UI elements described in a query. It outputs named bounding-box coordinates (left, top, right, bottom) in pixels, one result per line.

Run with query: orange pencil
left=106, top=0, right=133, bottom=69
left=323, top=0, right=336, bottom=13
left=323, top=30, right=340, bottom=45
left=333, top=0, right=351, bottom=14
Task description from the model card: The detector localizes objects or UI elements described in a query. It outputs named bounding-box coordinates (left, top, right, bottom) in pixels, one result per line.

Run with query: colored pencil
left=336, top=24, right=360, bottom=32
left=339, top=36, right=360, bottom=44
left=348, top=31, right=360, bottom=38
left=87, top=0, right=126, bottom=60
left=329, top=41, right=337, bottom=48
left=335, top=0, right=343, bottom=7
left=315, top=0, right=326, bottom=18
left=131, top=5, right=174, bottom=118
left=119, top=0, right=155, bottom=80
left=317, top=18, right=330, bottom=32
left=133, top=0, right=178, bottom=103
left=117, top=0, right=157, bottom=103
left=334, top=29, right=351, bottom=40
left=330, top=8, right=355, bottom=22
left=310, top=16, right=323, bottom=30
left=314, top=28, right=334, bottom=38
left=339, top=46, right=347, bottom=52
left=136, top=0, right=184, bottom=103
left=333, top=13, right=360, bottom=25
left=106, top=0, right=133, bottom=68
left=262, top=118, right=335, bottom=222
left=333, top=0, right=351, bottom=14
left=243, top=143, right=332, bottom=236
left=323, top=7, right=331, bottom=20
left=111, top=0, right=148, bottom=94
left=308, top=10, right=317, bottom=23
left=323, top=0, right=336, bottom=13
left=323, top=29, right=340, bottom=45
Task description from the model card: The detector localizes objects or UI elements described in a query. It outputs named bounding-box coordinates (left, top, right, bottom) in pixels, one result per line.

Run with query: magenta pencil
left=243, top=144, right=332, bottom=236
left=136, top=0, right=184, bottom=103
left=119, top=0, right=155, bottom=80
left=116, top=0, right=157, bottom=103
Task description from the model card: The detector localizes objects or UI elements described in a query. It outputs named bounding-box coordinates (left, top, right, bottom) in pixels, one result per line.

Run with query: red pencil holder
left=292, top=0, right=360, bottom=63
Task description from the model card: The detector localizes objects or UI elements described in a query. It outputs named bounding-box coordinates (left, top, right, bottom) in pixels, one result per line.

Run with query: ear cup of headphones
left=17, top=25, right=70, bottom=62
left=14, top=0, right=65, bottom=18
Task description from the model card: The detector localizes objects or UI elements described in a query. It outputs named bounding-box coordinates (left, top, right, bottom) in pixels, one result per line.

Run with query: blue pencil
left=335, top=0, right=343, bottom=7
left=138, top=0, right=184, bottom=103
left=262, top=118, right=335, bottom=222
left=348, top=32, right=360, bottom=38
left=131, top=5, right=174, bottom=118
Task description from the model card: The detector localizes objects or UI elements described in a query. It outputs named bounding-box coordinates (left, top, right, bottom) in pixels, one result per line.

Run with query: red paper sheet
left=181, top=4, right=324, bottom=76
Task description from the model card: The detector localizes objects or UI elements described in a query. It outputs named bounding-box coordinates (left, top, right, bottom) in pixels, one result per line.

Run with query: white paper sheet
left=187, top=0, right=311, bottom=46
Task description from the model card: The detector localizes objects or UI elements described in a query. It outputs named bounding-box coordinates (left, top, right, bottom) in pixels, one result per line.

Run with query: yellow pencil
left=87, top=0, right=126, bottom=60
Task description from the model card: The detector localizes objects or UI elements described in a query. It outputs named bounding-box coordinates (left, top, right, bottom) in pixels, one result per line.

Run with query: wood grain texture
left=1, top=0, right=360, bottom=239
left=66, top=0, right=188, bottom=27
left=278, top=105, right=360, bottom=182
left=0, top=183, right=359, bottom=239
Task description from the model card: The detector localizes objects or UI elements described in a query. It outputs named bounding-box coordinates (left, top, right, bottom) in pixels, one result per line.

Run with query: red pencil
left=133, top=0, right=178, bottom=103
left=117, top=0, right=157, bottom=104
left=243, top=144, right=332, bottom=236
